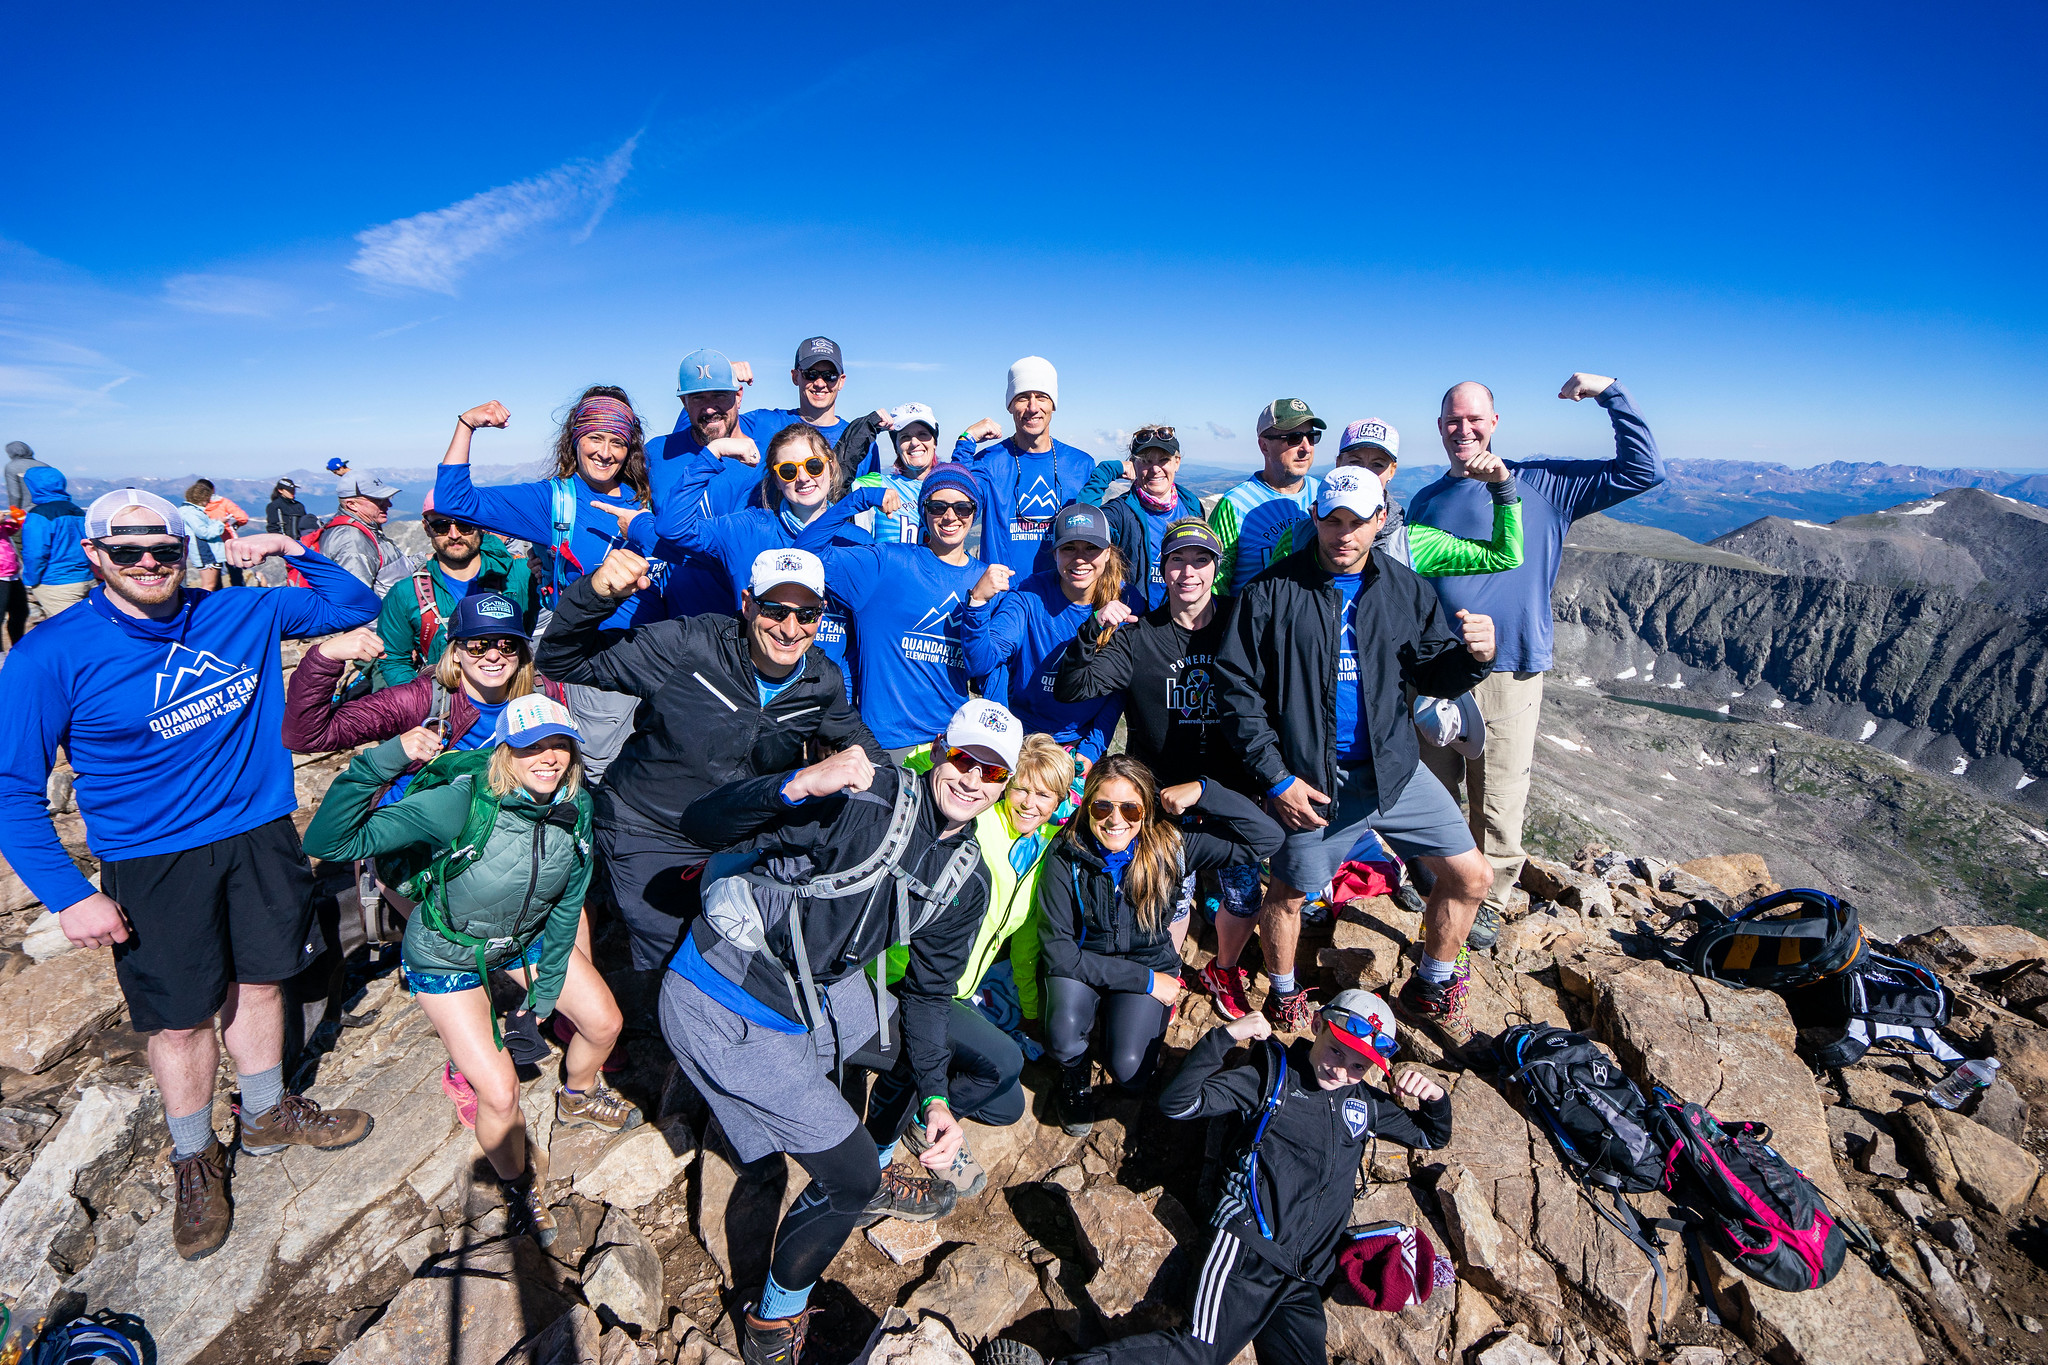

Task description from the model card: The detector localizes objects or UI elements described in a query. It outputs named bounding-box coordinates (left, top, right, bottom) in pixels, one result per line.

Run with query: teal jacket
left=374, top=537, right=534, bottom=686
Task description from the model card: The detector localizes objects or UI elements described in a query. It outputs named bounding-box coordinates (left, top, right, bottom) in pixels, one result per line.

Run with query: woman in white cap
left=839, top=403, right=950, bottom=545
left=303, top=693, right=641, bottom=1249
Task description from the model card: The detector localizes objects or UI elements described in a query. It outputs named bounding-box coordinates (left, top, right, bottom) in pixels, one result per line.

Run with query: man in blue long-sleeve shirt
left=0, top=489, right=381, bottom=1264
left=1405, top=373, right=1665, bottom=946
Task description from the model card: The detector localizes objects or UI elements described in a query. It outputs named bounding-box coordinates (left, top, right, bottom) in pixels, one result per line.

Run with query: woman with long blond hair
left=1034, top=753, right=1283, bottom=1134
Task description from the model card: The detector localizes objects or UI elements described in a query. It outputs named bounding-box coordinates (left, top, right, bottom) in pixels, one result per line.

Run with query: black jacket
left=1162, top=1026, right=1452, bottom=1282
left=1036, top=785, right=1282, bottom=994
left=680, top=762, right=990, bottom=1101
left=1051, top=600, right=1259, bottom=796
left=267, top=495, right=312, bottom=542
left=1215, top=544, right=1490, bottom=814
left=535, top=572, right=882, bottom=842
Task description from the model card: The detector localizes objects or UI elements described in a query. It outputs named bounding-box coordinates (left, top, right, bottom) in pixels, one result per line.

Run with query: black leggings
left=0, top=580, right=25, bottom=644
left=1045, top=975, right=1170, bottom=1087
left=763, top=1125, right=881, bottom=1290
left=865, top=998, right=1028, bottom=1142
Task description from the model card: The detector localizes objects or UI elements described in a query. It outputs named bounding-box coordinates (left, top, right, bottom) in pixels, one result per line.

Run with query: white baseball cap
left=944, top=700, right=1023, bottom=772
left=84, top=488, right=182, bottom=539
left=1316, top=467, right=1386, bottom=522
left=889, top=402, right=937, bottom=436
left=1005, top=356, right=1058, bottom=408
left=1340, top=418, right=1399, bottom=459
left=748, top=547, right=826, bottom=599
left=1413, top=693, right=1486, bottom=760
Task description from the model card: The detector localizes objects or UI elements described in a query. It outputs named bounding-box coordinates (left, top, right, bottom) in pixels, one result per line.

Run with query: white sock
left=1418, top=953, right=1457, bottom=985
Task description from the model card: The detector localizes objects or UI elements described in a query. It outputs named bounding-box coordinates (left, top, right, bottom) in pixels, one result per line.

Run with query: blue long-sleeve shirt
left=0, top=552, right=379, bottom=912
left=646, top=408, right=794, bottom=521
left=806, top=542, right=991, bottom=750
left=958, top=573, right=1136, bottom=762
left=18, top=468, right=89, bottom=586
left=1406, top=383, right=1663, bottom=673
left=431, top=464, right=666, bottom=629
left=961, top=437, right=1099, bottom=578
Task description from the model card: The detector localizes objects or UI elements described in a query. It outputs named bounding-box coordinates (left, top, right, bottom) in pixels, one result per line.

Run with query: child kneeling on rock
left=303, top=693, right=642, bottom=1247
left=987, top=989, right=1450, bottom=1365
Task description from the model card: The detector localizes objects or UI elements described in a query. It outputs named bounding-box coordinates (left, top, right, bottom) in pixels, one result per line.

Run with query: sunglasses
left=773, top=456, right=830, bottom=483
left=1323, top=1007, right=1397, bottom=1059
left=1089, top=798, right=1147, bottom=824
left=755, top=600, right=824, bottom=625
left=800, top=368, right=841, bottom=384
left=424, top=515, right=477, bottom=535
left=937, top=744, right=1011, bottom=785
left=922, top=497, right=977, bottom=521
left=92, top=539, right=188, bottom=566
left=1132, top=425, right=1175, bottom=442
left=457, top=636, right=526, bottom=657
left=1265, top=429, right=1321, bottom=447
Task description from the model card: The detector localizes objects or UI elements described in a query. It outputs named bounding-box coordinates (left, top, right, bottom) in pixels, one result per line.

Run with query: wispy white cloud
left=369, top=315, right=445, bottom=341
left=1206, top=422, right=1236, bottom=441
left=0, top=328, right=137, bottom=413
left=850, top=360, right=944, bottom=372
left=349, top=136, right=638, bottom=295
left=163, top=273, right=294, bottom=317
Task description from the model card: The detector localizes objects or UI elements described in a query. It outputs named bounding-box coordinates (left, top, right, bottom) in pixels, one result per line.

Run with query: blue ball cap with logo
left=1051, top=503, right=1112, bottom=551
left=677, top=348, right=739, bottom=397
left=448, top=591, right=530, bottom=643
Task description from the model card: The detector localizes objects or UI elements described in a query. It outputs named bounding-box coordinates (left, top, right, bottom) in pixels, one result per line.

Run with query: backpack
left=1650, top=1089, right=1847, bottom=1293
left=289, top=512, right=383, bottom=589
left=408, top=561, right=512, bottom=666
left=1781, top=950, right=1960, bottom=1069
left=528, top=479, right=580, bottom=608
left=1642, top=888, right=1866, bottom=991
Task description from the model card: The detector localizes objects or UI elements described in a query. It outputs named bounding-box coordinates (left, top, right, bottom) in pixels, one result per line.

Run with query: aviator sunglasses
left=1089, top=798, right=1146, bottom=824
left=936, top=744, right=1011, bottom=785
left=92, top=538, right=188, bottom=566
left=773, top=456, right=829, bottom=483
left=755, top=600, right=824, bottom=625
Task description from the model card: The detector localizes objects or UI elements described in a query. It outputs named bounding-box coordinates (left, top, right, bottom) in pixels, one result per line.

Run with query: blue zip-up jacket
left=19, top=467, right=90, bottom=587
left=1076, top=462, right=1206, bottom=609
left=431, top=463, right=667, bottom=630
left=1406, top=383, right=1663, bottom=673
left=0, top=552, right=379, bottom=913
left=958, top=572, right=1138, bottom=763
left=960, top=436, right=1099, bottom=578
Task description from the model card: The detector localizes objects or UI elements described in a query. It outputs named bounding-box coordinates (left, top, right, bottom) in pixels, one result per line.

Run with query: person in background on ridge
left=6, top=440, right=52, bottom=516
left=203, top=483, right=252, bottom=587
left=322, top=474, right=414, bottom=598
left=326, top=456, right=350, bottom=485
left=1406, top=373, right=1664, bottom=950
left=0, top=511, right=24, bottom=648
left=180, top=480, right=229, bottom=592
left=1077, top=424, right=1206, bottom=608
left=19, top=465, right=93, bottom=619
left=956, top=357, right=1099, bottom=578
left=1215, top=471, right=1498, bottom=1045
left=266, top=479, right=311, bottom=541
left=0, top=490, right=380, bottom=1263
left=840, top=403, right=952, bottom=544
left=373, top=492, right=533, bottom=687
left=1210, top=399, right=1326, bottom=594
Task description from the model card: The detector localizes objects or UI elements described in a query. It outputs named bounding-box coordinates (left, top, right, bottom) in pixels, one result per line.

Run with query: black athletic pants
left=865, top=998, right=1028, bottom=1141
left=1045, top=975, right=1170, bottom=1087
left=594, top=816, right=707, bottom=970
left=1, top=579, right=26, bottom=644
left=1060, top=1229, right=1326, bottom=1365
left=757, top=1127, right=881, bottom=1290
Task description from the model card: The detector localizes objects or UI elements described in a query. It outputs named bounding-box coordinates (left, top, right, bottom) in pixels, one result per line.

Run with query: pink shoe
left=442, top=1062, right=478, bottom=1130
left=551, top=1015, right=626, bottom=1075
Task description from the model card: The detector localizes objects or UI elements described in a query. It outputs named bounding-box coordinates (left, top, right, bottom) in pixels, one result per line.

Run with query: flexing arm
left=281, top=640, right=431, bottom=752
left=532, top=562, right=697, bottom=697
left=300, top=739, right=470, bottom=863
left=1400, top=580, right=1494, bottom=699
left=1366, top=1086, right=1454, bottom=1150
left=1178, top=783, right=1286, bottom=869
left=273, top=547, right=382, bottom=635
left=1516, top=380, right=1665, bottom=522
left=1406, top=479, right=1524, bottom=576
left=1050, top=619, right=1138, bottom=702
left=955, top=584, right=1024, bottom=681
left=652, top=451, right=731, bottom=549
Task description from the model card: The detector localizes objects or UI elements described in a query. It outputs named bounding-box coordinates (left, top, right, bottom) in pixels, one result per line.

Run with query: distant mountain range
left=58, top=464, right=543, bottom=520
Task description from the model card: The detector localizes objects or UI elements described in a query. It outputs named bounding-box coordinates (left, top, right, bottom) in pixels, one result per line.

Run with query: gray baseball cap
left=338, top=475, right=402, bottom=501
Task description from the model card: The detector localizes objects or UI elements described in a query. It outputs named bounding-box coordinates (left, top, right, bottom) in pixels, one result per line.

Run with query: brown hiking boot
left=172, top=1138, right=232, bottom=1261
left=1393, top=948, right=1475, bottom=1051
left=1267, top=986, right=1317, bottom=1034
left=238, top=1094, right=374, bottom=1155
left=555, top=1082, right=644, bottom=1133
left=741, top=1306, right=810, bottom=1365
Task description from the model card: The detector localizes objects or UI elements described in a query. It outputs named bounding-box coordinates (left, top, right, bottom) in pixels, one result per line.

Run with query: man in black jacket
left=668, top=700, right=1020, bottom=1365
left=1215, top=470, right=1497, bottom=1046
left=534, top=545, right=883, bottom=971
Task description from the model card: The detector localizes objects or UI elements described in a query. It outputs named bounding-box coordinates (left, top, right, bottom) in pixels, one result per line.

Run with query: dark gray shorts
left=1268, top=759, right=1475, bottom=896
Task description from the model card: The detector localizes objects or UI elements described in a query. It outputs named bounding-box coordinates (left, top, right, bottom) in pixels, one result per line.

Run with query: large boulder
left=582, top=1206, right=664, bottom=1335
left=570, top=1120, right=692, bottom=1210
left=331, top=1236, right=577, bottom=1365
left=0, top=1084, right=148, bottom=1311
left=1063, top=1181, right=1178, bottom=1325
left=1897, top=924, right=2048, bottom=977
left=0, top=947, right=124, bottom=1072
left=1674, top=854, right=1776, bottom=902
left=900, top=1244, right=1038, bottom=1349
left=1893, top=1104, right=2042, bottom=1217
left=853, top=1311, right=974, bottom=1365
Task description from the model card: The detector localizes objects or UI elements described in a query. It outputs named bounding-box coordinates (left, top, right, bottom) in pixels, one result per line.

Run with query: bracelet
left=457, top=416, right=475, bottom=431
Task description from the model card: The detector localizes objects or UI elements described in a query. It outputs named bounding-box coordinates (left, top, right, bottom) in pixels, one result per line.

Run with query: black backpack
left=1780, top=950, right=1960, bottom=1069
left=1643, top=889, right=1866, bottom=990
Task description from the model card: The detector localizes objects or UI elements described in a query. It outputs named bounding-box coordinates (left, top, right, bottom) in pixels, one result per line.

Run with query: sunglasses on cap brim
left=1323, top=1007, right=1397, bottom=1073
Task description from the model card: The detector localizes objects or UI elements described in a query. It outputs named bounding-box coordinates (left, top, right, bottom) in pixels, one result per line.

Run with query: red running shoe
left=1197, top=961, right=1253, bottom=1020
left=442, top=1062, right=479, bottom=1130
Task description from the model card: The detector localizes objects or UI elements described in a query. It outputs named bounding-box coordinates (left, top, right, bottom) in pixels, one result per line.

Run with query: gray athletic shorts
left=658, top=966, right=889, bottom=1164
left=1269, top=759, right=1476, bottom=896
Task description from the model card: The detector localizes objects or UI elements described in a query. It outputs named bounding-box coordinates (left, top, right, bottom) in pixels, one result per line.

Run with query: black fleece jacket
left=1215, top=543, right=1490, bottom=814
left=535, top=572, right=882, bottom=841
left=1162, top=1026, right=1453, bottom=1282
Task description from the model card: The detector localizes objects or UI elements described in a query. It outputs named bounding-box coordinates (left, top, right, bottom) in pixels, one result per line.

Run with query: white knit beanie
left=1005, top=356, right=1058, bottom=409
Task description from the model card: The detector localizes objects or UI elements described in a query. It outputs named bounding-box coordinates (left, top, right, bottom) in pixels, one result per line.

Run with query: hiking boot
left=980, top=1341, right=1049, bottom=1365
left=1466, top=901, right=1501, bottom=952
left=501, top=1008, right=552, bottom=1067
left=1393, top=948, right=1474, bottom=1051
left=442, top=1063, right=479, bottom=1131
left=903, top=1119, right=986, bottom=1198
left=862, top=1162, right=958, bottom=1224
left=741, top=1306, right=810, bottom=1365
left=500, top=1169, right=558, bottom=1247
left=171, top=1138, right=232, bottom=1261
left=238, top=1094, right=374, bottom=1155
left=1056, top=1061, right=1096, bottom=1136
left=1196, top=961, right=1252, bottom=1020
left=1267, top=987, right=1317, bottom=1034
left=1392, top=882, right=1427, bottom=917
left=556, top=1082, right=644, bottom=1133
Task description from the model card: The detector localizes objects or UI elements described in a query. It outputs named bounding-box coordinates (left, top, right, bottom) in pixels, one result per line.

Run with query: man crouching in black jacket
left=669, top=700, right=1023, bottom=1365
left=989, top=989, right=1450, bottom=1365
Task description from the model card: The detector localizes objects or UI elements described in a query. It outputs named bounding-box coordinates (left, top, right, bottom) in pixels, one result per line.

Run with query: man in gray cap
left=322, top=475, right=414, bottom=596
left=6, top=441, right=51, bottom=515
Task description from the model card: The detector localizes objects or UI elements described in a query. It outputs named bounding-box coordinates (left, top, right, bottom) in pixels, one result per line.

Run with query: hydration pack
left=289, top=511, right=384, bottom=588
left=1781, top=950, right=1960, bottom=1069
left=1497, top=1024, right=1666, bottom=1193
left=1643, top=888, right=1866, bottom=991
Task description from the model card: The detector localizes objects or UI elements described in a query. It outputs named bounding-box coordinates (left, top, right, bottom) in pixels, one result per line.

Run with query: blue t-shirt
left=811, top=543, right=990, bottom=750
left=959, top=572, right=1138, bottom=762
left=1138, top=502, right=1178, bottom=609
left=380, top=695, right=506, bottom=806
left=754, top=658, right=806, bottom=708
left=0, top=554, right=380, bottom=912
left=1331, top=573, right=1371, bottom=764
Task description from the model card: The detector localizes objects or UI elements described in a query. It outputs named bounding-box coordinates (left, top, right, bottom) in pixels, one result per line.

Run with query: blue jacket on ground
left=958, top=572, right=1138, bottom=763
left=1406, top=383, right=1663, bottom=673
left=19, top=467, right=89, bottom=587
left=431, top=464, right=667, bottom=630
left=0, top=552, right=379, bottom=913
left=960, top=436, right=1099, bottom=578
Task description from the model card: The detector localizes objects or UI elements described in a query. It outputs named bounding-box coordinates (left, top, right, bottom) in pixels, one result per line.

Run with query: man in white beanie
left=953, top=356, right=1098, bottom=577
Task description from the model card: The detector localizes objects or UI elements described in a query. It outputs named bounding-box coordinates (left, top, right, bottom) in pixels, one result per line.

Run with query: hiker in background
left=0, top=511, right=24, bottom=647
left=373, top=493, right=533, bottom=687
left=841, top=403, right=950, bottom=544
left=433, top=389, right=664, bottom=782
left=1078, top=424, right=1206, bottom=608
left=321, top=474, right=414, bottom=598
left=18, top=466, right=93, bottom=619
left=1209, top=399, right=1325, bottom=594
left=266, top=479, right=312, bottom=541
left=1407, top=373, right=1664, bottom=950
left=181, top=480, right=229, bottom=592
left=5, top=440, right=50, bottom=515
left=1215, top=471, right=1498, bottom=1045
left=1035, top=753, right=1284, bottom=1135
left=753, top=335, right=855, bottom=448
left=0, top=491, right=379, bottom=1262
left=303, top=694, right=641, bottom=1249
left=203, top=483, right=252, bottom=587
left=956, top=357, right=1100, bottom=577
left=326, top=456, right=350, bottom=485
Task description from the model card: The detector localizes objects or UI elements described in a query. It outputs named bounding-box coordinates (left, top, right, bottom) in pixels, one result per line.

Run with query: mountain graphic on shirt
left=908, top=593, right=964, bottom=639
left=153, top=645, right=252, bottom=713
left=1017, top=475, right=1059, bottom=516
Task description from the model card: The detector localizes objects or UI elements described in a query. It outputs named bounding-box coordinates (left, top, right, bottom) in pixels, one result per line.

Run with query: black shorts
left=101, top=816, right=324, bottom=1032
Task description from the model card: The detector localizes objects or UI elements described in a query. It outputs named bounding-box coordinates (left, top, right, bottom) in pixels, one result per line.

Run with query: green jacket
left=1274, top=491, right=1523, bottom=576
left=302, top=737, right=590, bottom=1015
left=374, top=536, right=533, bottom=686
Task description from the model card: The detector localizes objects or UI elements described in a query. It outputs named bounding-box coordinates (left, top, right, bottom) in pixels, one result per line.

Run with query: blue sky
left=3, top=1, right=2042, bottom=481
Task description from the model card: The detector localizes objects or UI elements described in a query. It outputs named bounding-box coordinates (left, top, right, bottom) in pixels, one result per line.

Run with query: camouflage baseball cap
left=1256, top=398, right=1326, bottom=436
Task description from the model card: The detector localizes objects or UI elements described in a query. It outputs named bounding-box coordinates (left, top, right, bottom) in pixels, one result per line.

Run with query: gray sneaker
left=1466, top=901, right=1501, bottom=951
left=902, top=1119, right=987, bottom=1198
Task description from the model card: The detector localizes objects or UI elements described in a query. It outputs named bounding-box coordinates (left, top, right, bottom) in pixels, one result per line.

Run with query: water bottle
left=1926, top=1058, right=2000, bottom=1110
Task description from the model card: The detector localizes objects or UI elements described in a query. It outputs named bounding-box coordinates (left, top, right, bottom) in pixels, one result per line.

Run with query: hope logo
left=776, top=554, right=803, bottom=572
left=1164, top=666, right=1214, bottom=720
left=978, top=706, right=1011, bottom=732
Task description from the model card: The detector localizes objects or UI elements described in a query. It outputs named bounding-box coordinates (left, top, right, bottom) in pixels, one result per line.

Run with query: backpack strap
left=1243, top=1038, right=1290, bottom=1240
left=412, top=565, right=440, bottom=663
left=538, top=478, right=578, bottom=606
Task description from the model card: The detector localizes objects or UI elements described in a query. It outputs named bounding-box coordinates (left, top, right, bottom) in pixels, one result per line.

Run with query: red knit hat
left=1333, top=1222, right=1455, bottom=1311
